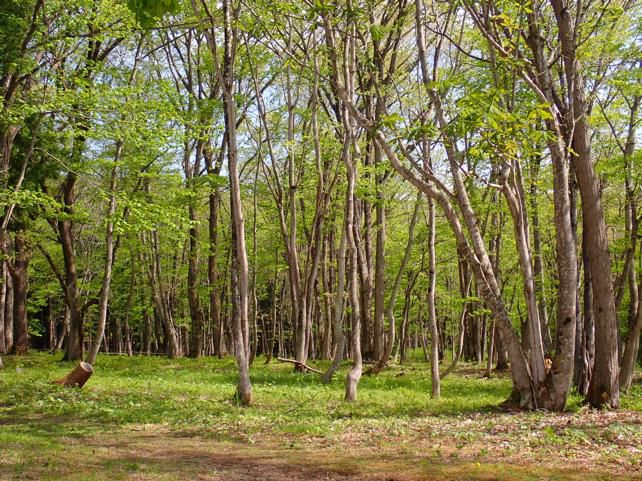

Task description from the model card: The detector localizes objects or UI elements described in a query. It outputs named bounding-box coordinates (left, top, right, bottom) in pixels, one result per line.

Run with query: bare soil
left=5, top=410, right=640, bottom=481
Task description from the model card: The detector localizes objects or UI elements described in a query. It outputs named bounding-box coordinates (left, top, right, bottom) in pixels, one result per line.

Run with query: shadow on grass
left=2, top=428, right=623, bottom=481
left=0, top=413, right=109, bottom=439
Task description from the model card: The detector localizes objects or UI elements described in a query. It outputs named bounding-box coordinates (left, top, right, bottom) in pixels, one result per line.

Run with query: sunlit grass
left=0, top=352, right=509, bottom=434
left=0, top=352, right=640, bottom=448
left=1, top=352, right=640, bottom=481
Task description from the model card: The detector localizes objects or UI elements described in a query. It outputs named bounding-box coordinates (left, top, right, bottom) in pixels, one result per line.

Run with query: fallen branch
left=277, top=357, right=323, bottom=374
left=54, top=362, right=94, bottom=387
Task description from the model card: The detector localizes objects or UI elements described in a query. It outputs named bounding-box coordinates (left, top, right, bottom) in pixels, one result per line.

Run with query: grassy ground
left=0, top=352, right=640, bottom=480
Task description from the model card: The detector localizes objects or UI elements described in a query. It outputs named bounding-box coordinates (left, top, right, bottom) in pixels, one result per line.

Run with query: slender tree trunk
left=618, top=95, right=641, bottom=393
left=372, top=141, right=386, bottom=362
left=344, top=159, right=362, bottom=401
left=370, top=192, right=422, bottom=375
left=427, top=196, right=440, bottom=398
left=4, top=264, right=12, bottom=353
left=499, top=160, right=545, bottom=385
left=321, top=214, right=347, bottom=383
left=619, top=283, right=642, bottom=392
left=187, top=198, right=205, bottom=358
left=217, top=0, right=252, bottom=403
left=206, top=150, right=223, bottom=358
left=530, top=157, right=552, bottom=351
left=87, top=142, right=121, bottom=365
left=0, top=262, right=6, bottom=354
left=143, top=230, right=178, bottom=358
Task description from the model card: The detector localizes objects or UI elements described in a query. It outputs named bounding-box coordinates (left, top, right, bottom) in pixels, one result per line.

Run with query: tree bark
left=426, top=196, right=440, bottom=398
left=55, top=362, right=93, bottom=388
left=4, top=264, right=12, bottom=353
left=87, top=141, right=121, bottom=365
left=11, top=231, right=29, bottom=355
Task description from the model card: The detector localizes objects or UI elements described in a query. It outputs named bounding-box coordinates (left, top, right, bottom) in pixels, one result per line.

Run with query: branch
left=35, top=242, right=67, bottom=293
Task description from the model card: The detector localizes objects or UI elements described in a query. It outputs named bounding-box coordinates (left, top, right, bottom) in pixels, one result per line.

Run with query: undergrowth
left=0, top=352, right=640, bottom=455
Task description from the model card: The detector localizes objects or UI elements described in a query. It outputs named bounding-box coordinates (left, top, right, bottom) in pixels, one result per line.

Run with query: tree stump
left=55, top=362, right=93, bottom=388
left=0, top=356, right=3, bottom=369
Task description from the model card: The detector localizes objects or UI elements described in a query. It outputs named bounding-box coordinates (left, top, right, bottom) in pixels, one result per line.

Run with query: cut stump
left=55, top=362, right=93, bottom=388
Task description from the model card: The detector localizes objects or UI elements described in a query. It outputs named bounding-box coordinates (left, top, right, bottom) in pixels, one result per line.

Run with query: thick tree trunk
left=547, top=0, right=619, bottom=409
left=11, top=231, right=29, bottom=355
left=55, top=362, right=93, bottom=388
left=59, top=173, right=85, bottom=362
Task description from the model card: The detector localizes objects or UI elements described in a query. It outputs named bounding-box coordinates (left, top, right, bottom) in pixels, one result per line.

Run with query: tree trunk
left=530, top=157, right=552, bottom=351
left=370, top=193, right=422, bottom=375
left=344, top=161, right=362, bottom=401
left=0, top=262, right=5, bottom=354
left=187, top=200, right=205, bottom=358
left=321, top=214, right=347, bottom=383
left=55, top=362, right=93, bottom=388
left=427, top=196, right=440, bottom=398
left=4, top=264, right=12, bottom=353
left=619, top=280, right=642, bottom=392
left=547, top=0, right=619, bottom=409
left=11, top=231, right=29, bottom=355
left=372, top=142, right=386, bottom=362
left=87, top=142, right=120, bottom=365
left=219, top=0, right=252, bottom=404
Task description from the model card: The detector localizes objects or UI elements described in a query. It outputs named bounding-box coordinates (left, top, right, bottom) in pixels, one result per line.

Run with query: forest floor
left=0, top=353, right=641, bottom=481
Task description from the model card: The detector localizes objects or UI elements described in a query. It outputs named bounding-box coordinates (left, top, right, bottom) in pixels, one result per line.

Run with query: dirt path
left=3, top=419, right=639, bottom=481
left=2, top=407, right=641, bottom=481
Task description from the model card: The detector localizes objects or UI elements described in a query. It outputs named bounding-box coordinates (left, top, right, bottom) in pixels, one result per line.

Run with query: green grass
left=1, top=352, right=641, bottom=435
left=0, top=352, right=512, bottom=435
left=1, top=352, right=640, bottom=481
